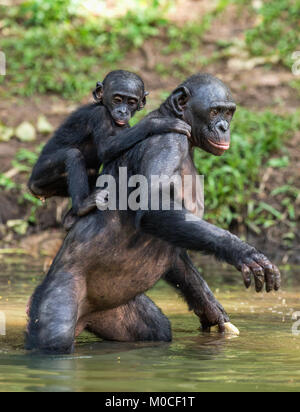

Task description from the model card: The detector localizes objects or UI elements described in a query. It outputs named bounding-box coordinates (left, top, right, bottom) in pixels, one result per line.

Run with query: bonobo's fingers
left=254, top=255, right=274, bottom=292
left=62, top=209, right=79, bottom=231
left=172, top=120, right=192, bottom=138
left=218, top=319, right=225, bottom=334
left=264, top=266, right=275, bottom=293
left=77, top=193, right=98, bottom=217
left=241, top=264, right=252, bottom=289
left=238, top=252, right=281, bottom=293
left=253, top=254, right=280, bottom=293
left=273, top=265, right=281, bottom=291
left=245, top=261, right=264, bottom=292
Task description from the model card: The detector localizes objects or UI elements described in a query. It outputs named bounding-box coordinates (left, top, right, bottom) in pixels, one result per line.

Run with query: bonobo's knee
left=28, top=176, right=44, bottom=197
left=66, top=148, right=85, bottom=163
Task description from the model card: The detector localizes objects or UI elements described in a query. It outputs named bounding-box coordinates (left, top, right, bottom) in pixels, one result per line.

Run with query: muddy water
left=0, top=257, right=300, bottom=392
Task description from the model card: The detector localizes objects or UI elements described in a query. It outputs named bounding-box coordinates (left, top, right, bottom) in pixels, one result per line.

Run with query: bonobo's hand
left=194, top=298, right=230, bottom=333
left=63, top=208, right=79, bottom=231
left=237, top=251, right=281, bottom=293
left=150, top=118, right=191, bottom=138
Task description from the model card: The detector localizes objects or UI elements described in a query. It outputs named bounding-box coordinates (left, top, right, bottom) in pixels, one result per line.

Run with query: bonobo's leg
left=63, top=170, right=99, bottom=231
left=65, top=149, right=90, bottom=214
left=164, top=251, right=229, bottom=332
left=77, top=294, right=172, bottom=343
left=26, top=272, right=79, bottom=354
left=28, top=149, right=70, bottom=199
left=29, top=148, right=91, bottom=214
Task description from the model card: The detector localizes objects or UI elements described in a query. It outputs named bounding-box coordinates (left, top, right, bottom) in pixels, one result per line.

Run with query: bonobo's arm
left=99, top=117, right=191, bottom=165
left=137, top=133, right=281, bottom=293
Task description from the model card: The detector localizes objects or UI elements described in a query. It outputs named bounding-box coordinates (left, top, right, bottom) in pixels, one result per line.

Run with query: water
left=0, top=256, right=300, bottom=392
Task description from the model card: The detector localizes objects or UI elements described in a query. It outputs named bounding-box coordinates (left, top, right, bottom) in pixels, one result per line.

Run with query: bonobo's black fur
left=26, top=74, right=281, bottom=354
left=28, top=70, right=191, bottom=218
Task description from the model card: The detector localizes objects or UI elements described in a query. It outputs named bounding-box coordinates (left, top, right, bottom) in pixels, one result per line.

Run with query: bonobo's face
left=185, top=81, right=236, bottom=156
left=103, top=79, right=145, bottom=127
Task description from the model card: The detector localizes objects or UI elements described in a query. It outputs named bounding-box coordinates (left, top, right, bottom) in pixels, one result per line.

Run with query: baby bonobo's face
left=103, top=79, right=145, bottom=127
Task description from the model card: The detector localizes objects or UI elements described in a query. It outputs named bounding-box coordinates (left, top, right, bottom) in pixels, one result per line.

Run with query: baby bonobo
left=28, top=70, right=190, bottom=226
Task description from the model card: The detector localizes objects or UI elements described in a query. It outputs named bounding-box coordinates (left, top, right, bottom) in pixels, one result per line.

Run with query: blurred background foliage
left=0, top=0, right=299, bottom=253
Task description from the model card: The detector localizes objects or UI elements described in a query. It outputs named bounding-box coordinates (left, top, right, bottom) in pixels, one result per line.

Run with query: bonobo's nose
left=118, top=106, right=129, bottom=116
left=216, top=120, right=229, bottom=133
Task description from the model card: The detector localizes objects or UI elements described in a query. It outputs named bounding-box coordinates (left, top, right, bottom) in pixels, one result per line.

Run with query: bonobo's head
left=93, top=70, right=149, bottom=127
left=166, top=74, right=236, bottom=156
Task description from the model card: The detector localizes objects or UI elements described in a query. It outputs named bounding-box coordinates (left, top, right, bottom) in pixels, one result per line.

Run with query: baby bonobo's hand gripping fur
left=28, top=70, right=191, bottom=227
left=26, top=74, right=280, bottom=355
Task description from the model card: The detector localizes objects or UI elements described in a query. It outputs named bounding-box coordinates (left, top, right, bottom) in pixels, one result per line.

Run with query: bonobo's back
left=63, top=127, right=189, bottom=255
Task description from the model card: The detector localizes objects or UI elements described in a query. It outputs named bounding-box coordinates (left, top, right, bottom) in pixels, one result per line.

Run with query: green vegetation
left=237, top=0, right=300, bottom=95
left=0, top=0, right=169, bottom=98
left=0, top=0, right=231, bottom=98
left=244, top=0, right=300, bottom=68
left=0, top=146, right=43, bottom=230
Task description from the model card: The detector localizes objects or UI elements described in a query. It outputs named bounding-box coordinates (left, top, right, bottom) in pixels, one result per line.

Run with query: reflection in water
left=0, top=257, right=300, bottom=392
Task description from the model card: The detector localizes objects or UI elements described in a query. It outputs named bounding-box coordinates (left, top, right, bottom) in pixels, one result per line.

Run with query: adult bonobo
left=28, top=70, right=190, bottom=224
left=27, top=74, right=281, bottom=354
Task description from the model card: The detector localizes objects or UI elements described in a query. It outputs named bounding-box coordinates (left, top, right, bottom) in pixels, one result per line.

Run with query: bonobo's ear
left=170, top=86, right=191, bottom=117
left=93, top=81, right=104, bottom=103
left=138, top=91, right=149, bottom=111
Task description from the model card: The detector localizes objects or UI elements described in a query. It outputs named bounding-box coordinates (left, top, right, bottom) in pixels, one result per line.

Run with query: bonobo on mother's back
left=27, top=74, right=281, bottom=354
left=28, top=70, right=190, bottom=221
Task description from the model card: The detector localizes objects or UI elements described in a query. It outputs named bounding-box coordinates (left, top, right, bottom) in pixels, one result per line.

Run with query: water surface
left=0, top=257, right=299, bottom=392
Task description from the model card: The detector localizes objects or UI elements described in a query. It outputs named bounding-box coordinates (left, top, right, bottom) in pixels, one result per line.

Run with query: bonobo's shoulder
left=64, top=103, right=103, bottom=122
left=148, top=132, right=189, bottom=156
left=72, top=103, right=103, bottom=117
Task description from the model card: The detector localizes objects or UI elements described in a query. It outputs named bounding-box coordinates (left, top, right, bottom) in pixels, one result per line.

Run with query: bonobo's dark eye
left=225, top=109, right=233, bottom=118
left=128, top=99, right=137, bottom=107
left=210, top=109, right=219, bottom=118
left=113, top=96, right=123, bottom=104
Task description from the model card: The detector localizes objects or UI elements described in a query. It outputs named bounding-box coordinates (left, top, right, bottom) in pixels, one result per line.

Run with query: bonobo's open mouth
left=208, top=138, right=230, bottom=151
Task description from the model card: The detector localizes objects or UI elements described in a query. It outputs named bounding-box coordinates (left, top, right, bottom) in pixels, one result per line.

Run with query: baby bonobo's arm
left=100, top=116, right=191, bottom=165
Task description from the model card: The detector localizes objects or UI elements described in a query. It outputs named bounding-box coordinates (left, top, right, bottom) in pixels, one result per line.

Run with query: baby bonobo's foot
left=77, top=193, right=98, bottom=217
left=62, top=209, right=79, bottom=231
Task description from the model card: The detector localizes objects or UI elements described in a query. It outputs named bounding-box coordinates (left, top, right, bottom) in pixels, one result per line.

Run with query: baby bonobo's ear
left=93, top=81, right=104, bottom=103
left=138, top=91, right=149, bottom=111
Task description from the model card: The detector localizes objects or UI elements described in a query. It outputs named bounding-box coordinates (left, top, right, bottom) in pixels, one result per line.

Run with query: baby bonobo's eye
left=113, top=96, right=123, bottom=104
left=128, top=99, right=137, bottom=107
